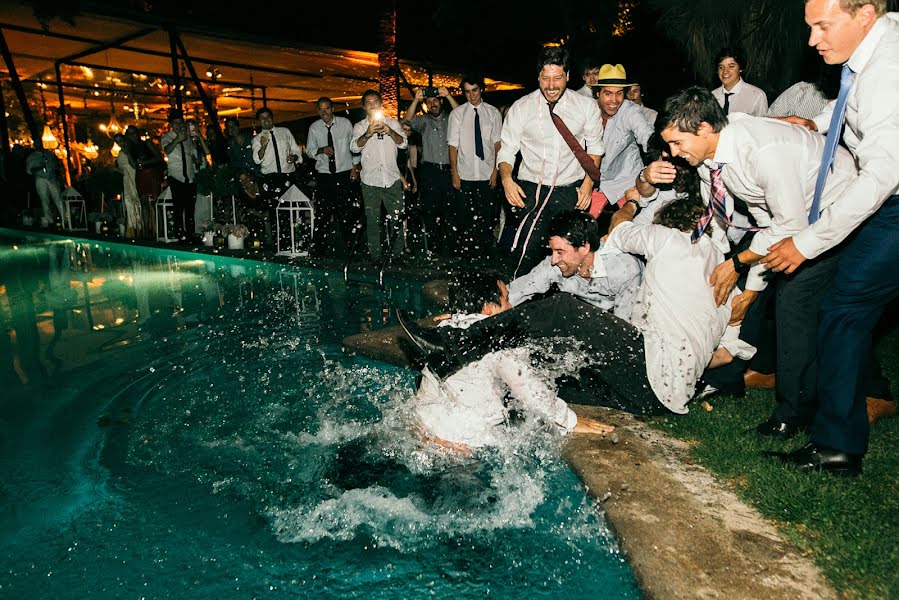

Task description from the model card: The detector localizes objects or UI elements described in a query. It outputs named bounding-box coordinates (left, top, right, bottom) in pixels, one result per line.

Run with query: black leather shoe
left=396, top=309, right=446, bottom=355
left=771, top=443, right=862, bottom=477
left=754, top=418, right=805, bottom=440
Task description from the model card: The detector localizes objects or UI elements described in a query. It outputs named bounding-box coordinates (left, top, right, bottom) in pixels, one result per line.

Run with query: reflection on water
left=0, top=231, right=640, bottom=599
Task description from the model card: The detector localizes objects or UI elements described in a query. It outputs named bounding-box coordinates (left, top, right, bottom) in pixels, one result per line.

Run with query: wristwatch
left=731, top=254, right=751, bottom=274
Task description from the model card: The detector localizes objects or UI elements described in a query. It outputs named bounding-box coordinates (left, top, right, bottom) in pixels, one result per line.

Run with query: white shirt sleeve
left=305, top=122, right=320, bottom=159
left=489, top=349, right=576, bottom=434
left=447, top=107, right=462, bottom=149
left=497, top=102, right=523, bottom=168
left=507, top=258, right=556, bottom=306
left=583, top=100, right=605, bottom=157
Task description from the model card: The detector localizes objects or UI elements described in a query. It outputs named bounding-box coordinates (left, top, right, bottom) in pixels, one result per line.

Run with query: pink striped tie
left=691, top=163, right=727, bottom=242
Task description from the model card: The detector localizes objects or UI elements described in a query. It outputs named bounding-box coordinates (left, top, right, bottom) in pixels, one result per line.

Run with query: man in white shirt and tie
left=350, top=89, right=408, bottom=262
left=306, top=97, right=361, bottom=255
left=498, top=46, right=605, bottom=276
left=762, top=0, right=899, bottom=476
left=252, top=107, right=301, bottom=204
left=658, top=86, right=859, bottom=452
left=448, top=75, right=503, bottom=254
left=159, top=109, right=198, bottom=240
left=711, top=48, right=769, bottom=116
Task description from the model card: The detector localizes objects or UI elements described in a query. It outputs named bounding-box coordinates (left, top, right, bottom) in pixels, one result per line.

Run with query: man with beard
left=497, top=46, right=604, bottom=276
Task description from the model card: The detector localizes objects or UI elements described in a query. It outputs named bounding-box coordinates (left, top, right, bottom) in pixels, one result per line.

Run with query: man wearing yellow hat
left=592, top=64, right=653, bottom=207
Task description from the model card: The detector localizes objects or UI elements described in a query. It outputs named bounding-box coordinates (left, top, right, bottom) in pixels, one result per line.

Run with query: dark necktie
left=722, top=92, right=734, bottom=115
left=179, top=141, right=188, bottom=181
left=473, top=107, right=484, bottom=160
left=548, top=101, right=602, bottom=182
left=326, top=124, right=337, bottom=174
left=809, top=64, right=854, bottom=224
left=269, top=129, right=282, bottom=173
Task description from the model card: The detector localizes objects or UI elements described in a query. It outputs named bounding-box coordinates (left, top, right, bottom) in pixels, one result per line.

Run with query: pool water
left=0, top=231, right=641, bottom=599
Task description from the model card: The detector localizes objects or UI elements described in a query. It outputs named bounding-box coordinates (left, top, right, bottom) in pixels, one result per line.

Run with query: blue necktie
left=809, top=64, right=854, bottom=224
left=473, top=107, right=484, bottom=160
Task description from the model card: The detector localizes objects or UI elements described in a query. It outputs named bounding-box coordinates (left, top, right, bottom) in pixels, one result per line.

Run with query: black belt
left=422, top=162, right=451, bottom=171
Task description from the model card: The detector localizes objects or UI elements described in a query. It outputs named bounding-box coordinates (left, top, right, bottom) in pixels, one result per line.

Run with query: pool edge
left=563, top=405, right=839, bottom=600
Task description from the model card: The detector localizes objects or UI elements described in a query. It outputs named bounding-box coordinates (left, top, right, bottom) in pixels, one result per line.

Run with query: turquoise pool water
left=0, top=231, right=641, bottom=599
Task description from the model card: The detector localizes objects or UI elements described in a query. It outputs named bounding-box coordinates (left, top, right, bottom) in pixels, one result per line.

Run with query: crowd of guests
left=11, top=0, right=895, bottom=478
left=396, top=0, right=897, bottom=479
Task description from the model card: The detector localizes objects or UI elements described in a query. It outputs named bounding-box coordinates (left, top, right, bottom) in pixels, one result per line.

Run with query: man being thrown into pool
left=411, top=272, right=615, bottom=452
left=402, top=199, right=755, bottom=416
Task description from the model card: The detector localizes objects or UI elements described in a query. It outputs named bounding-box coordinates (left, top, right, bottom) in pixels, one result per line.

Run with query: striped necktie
left=808, top=64, right=854, bottom=224
left=691, top=162, right=728, bottom=242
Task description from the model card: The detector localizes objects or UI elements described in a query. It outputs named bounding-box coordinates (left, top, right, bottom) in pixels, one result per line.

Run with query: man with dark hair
left=225, top=117, right=257, bottom=174
left=576, top=61, right=601, bottom=98
left=506, top=209, right=643, bottom=319
left=411, top=272, right=614, bottom=451
left=497, top=46, right=604, bottom=276
left=306, top=96, right=361, bottom=255
left=448, top=75, right=503, bottom=254
left=711, top=47, right=768, bottom=116
left=252, top=107, right=302, bottom=202
left=761, top=0, right=898, bottom=475
left=659, top=85, right=861, bottom=450
left=351, top=89, right=408, bottom=261
left=159, top=109, right=199, bottom=239
left=592, top=64, right=653, bottom=205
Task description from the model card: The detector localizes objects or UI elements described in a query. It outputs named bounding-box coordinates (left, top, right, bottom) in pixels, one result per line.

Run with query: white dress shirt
left=712, top=78, right=769, bottom=116
left=507, top=248, right=643, bottom=320
left=809, top=13, right=899, bottom=250
left=599, top=99, right=653, bottom=203
left=415, top=315, right=576, bottom=448
left=640, top=105, right=658, bottom=126
left=605, top=221, right=739, bottom=414
left=350, top=116, right=408, bottom=188
left=699, top=113, right=858, bottom=290
left=447, top=101, right=503, bottom=181
left=252, top=126, right=301, bottom=174
left=576, top=84, right=594, bottom=98
left=160, top=131, right=197, bottom=183
left=305, top=116, right=357, bottom=174
left=497, top=88, right=605, bottom=186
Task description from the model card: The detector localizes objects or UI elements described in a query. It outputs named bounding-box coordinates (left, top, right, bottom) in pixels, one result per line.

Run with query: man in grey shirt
left=507, top=210, right=643, bottom=320
left=593, top=64, right=653, bottom=205
left=405, top=86, right=459, bottom=257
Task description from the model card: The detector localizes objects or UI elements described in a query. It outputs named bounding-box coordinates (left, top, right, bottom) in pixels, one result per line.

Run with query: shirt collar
left=847, top=15, right=889, bottom=74
left=710, top=112, right=748, bottom=166
left=724, top=78, right=745, bottom=94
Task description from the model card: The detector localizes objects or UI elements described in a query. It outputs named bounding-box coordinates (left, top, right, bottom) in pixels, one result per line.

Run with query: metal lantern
left=155, top=186, right=177, bottom=243
left=62, top=186, right=87, bottom=231
left=275, top=185, right=315, bottom=256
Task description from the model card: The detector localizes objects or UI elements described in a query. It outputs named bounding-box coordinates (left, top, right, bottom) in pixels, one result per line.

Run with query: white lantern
left=275, top=185, right=315, bottom=256
left=62, top=186, right=88, bottom=231
left=155, top=186, right=178, bottom=243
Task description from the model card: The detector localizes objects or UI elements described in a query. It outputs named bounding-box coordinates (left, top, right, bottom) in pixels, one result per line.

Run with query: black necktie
left=179, top=141, right=188, bottom=181
left=723, top=92, right=734, bottom=115
left=326, top=124, right=337, bottom=174
left=269, top=129, right=282, bottom=173
left=473, top=107, right=484, bottom=160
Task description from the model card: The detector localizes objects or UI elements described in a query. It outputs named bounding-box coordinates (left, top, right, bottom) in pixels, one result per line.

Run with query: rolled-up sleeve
left=583, top=101, right=605, bottom=157
left=497, top=103, right=523, bottom=167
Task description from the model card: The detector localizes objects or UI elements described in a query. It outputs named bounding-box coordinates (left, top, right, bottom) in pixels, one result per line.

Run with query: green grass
left=652, top=330, right=899, bottom=600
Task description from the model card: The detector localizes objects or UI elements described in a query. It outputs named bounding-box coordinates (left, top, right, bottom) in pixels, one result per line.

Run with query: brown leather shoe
left=867, top=397, right=897, bottom=426
left=744, top=369, right=776, bottom=390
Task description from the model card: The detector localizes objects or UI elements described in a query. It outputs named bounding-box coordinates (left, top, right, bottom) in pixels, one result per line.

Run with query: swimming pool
left=0, top=230, right=641, bottom=598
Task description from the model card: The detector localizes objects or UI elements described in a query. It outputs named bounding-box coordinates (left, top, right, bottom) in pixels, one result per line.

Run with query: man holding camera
left=351, top=89, right=408, bottom=262
left=404, top=85, right=459, bottom=257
